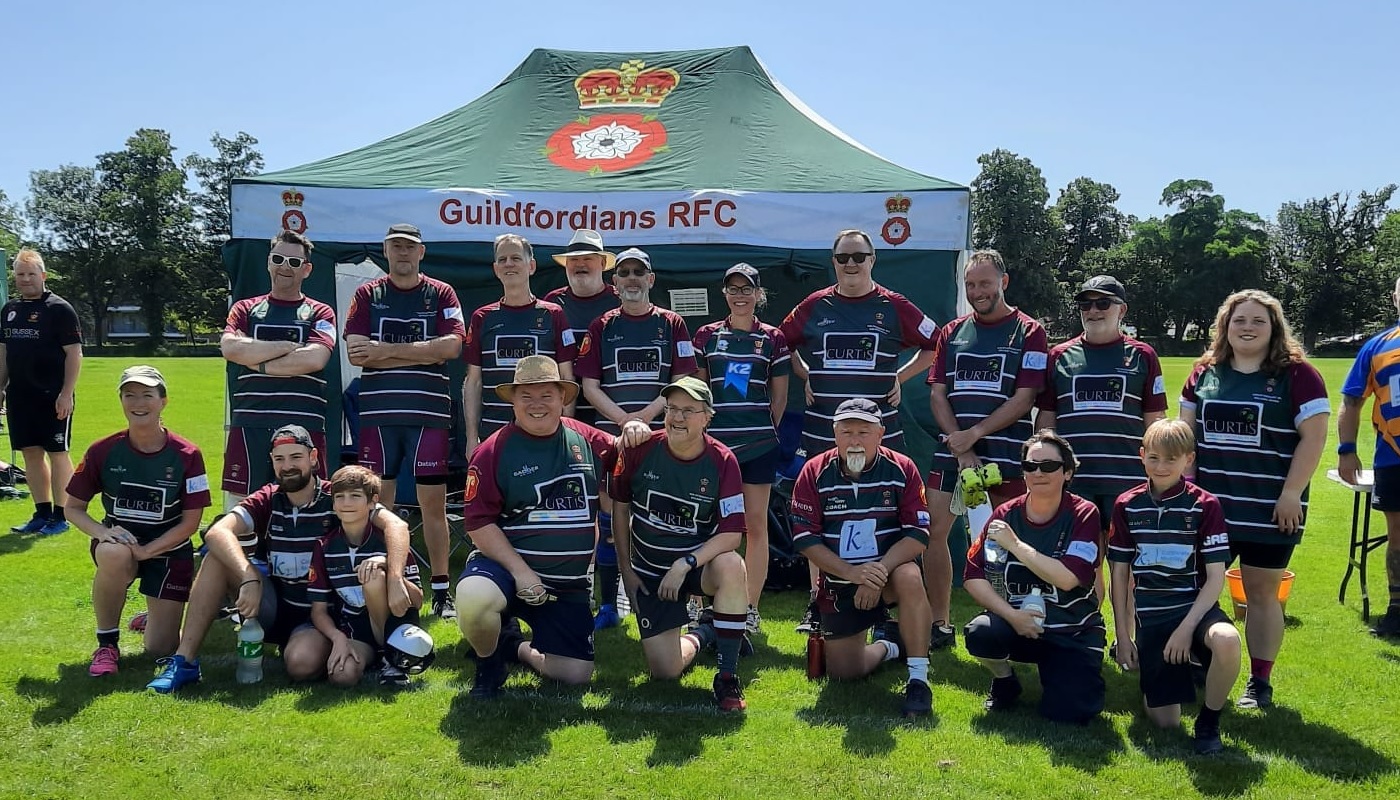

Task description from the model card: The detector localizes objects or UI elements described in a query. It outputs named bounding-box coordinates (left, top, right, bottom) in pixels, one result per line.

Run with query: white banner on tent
left=233, top=185, right=969, bottom=251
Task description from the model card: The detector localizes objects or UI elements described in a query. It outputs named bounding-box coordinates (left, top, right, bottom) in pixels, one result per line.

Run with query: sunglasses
left=1020, top=459, right=1066, bottom=474
left=270, top=253, right=308, bottom=269
left=1076, top=298, right=1121, bottom=311
left=615, top=268, right=649, bottom=277
left=833, top=252, right=873, bottom=265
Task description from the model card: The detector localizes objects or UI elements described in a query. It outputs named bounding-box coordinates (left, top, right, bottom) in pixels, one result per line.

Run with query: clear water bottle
left=1021, top=587, right=1046, bottom=631
left=236, top=617, right=264, bottom=684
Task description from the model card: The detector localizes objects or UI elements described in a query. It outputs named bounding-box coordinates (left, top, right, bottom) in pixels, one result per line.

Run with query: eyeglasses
left=723, top=285, right=756, bottom=296
left=1076, top=298, right=1121, bottom=312
left=664, top=405, right=707, bottom=419
left=270, top=253, right=308, bottom=269
left=615, top=268, right=649, bottom=278
left=1020, top=460, right=1066, bottom=474
left=833, top=252, right=873, bottom=265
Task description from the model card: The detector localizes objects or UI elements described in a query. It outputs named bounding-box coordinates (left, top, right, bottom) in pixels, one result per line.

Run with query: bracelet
left=1337, top=442, right=1358, bottom=455
left=239, top=578, right=261, bottom=588
left=257, top=362, right=266, bottom=374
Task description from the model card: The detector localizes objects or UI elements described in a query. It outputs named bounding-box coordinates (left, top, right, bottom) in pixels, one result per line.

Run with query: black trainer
left=1237, top=676, right=1273, bottom=709
left=929, top=620, right=957, bottom=651
left=470, top=649, right=507, bottom=699
left=1371, top=608, right=1400, bottom=639
left=900, top=678, right=933, bottom=718
left=984, top=673, right=1023, bottom=712
left=871, top=619, right=906, bottom=662
left=1192, top=718, right=1224, bottom=755
left=794, top=602, right=821, bottom=634
left=432, top=589, right=457, bottom=621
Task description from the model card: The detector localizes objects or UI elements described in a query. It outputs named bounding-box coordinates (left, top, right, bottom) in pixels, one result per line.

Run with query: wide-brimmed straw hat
left=495, top=355, right=580, bottom=405
left=551, top=229, right=616, bottom=270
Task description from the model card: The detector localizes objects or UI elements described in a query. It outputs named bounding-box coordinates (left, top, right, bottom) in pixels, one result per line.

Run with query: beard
left=277, top=469, right=313, bottom=493
left=842, top=449, right=867, bottom=475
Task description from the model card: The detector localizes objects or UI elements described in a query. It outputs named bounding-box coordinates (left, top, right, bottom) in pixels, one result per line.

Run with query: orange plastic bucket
left=1225, top=567, right=1295, bottom=621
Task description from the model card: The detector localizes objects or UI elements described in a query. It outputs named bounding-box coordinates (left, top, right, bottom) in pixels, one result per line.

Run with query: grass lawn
left=1, top=356, right=1397, bottom=799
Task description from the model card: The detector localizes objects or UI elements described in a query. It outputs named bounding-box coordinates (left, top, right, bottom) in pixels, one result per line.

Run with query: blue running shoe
left=147, top=655, right=201, bottom=693
left=38, top=518, right=70, bottom=535
left=594, top=603, right=621, bottom=631
left=11, top=514, right=47, bottom=534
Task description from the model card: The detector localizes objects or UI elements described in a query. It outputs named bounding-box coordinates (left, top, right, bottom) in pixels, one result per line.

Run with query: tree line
left=1, top=137, right=1396, bottom=350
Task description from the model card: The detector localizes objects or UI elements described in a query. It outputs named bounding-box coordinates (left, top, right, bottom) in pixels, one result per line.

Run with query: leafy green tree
left=1050, top=177, right=1128, bottom=285
left=0, top=189, right=23, bottom=256
left=177, top=132, right=265, bottom=337
left=96, top=129, right=196, bottom=347
left=970, top=149, right=1059, bottom=319
left=25, top=165, right=126, bottom=344
left=1273, top=186, right=1397, bottom=347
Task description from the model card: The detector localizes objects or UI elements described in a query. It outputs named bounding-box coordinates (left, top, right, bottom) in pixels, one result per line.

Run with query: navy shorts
left=360, top=425, right=449, bottom=479
left=256, top=581, right=315, bottom=648
left=89, top=539, right=192, bottom=601
left=1372, top=465, right=1400, bottom=513
left=1136, top=604, right=1231, bottom=709
left=633, top=568, right=707, bottom=640
left=739, top=447, right=780, bottom=485
left=815, top=573, right=889, bottom=640
left=1230, top=539, right=1295, bottom=570
left=964, top=612, right=1106, bottom=724
left=460, top=553, right=595, bottom=661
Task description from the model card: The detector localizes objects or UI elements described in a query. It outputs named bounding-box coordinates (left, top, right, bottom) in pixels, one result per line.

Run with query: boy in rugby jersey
left=308, top=465, right=426, bottom=687
left=1108, top=419, right=1241, bottom=755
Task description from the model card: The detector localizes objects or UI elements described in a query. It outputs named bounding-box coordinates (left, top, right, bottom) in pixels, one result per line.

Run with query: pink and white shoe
left=89, top=644, right=119, bottom=677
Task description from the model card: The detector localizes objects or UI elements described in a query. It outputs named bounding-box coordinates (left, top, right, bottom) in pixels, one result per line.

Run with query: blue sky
left=5, top=0, right=1395, bottom=223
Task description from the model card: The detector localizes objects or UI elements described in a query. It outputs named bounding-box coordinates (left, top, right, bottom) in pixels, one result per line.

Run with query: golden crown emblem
left=575, top=60, right=680, bottom=110
left=885, top=194, right=912, bottom=215
left=281, top=189, right=305, bottom=207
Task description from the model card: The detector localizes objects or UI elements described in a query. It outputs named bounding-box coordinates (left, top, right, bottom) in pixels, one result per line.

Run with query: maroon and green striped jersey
left=67, top=430, right=211, bottom=553
left=224, top=294, right=337, bottom=432
left=693, top=318, right=791, bottom=463
left=308, top=523, right=422, bottom=621
left=575, top=306, right=697, bottom=435
left=780, top=285, right=941, bottom=456
left=463, top=418, right=615, bottom=597
left=610, top=431, right=745, bottom=580
left=1108, top=480, right=1229, bottom=626
left=928, top=309, right=1048, bottom=480
left=343, top=275, right=466, bottom=429
left=965, top=493, right=1104, bottom=636
left=464, top=298, right=577, bottom=440
left=1035, top=335, right=1167, bottom=500
left=789, top=446, right=931, bottom=586
left=233, top=479, right=339, bottom=609
left=1179, top=361, right=1329, bottom=545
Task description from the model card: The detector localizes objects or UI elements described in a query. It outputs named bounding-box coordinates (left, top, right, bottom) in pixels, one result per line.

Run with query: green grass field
left=1, top=357, right=1397, bottom=799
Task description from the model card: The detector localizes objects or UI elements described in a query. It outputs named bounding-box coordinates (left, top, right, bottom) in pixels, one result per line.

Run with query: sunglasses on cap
left=1020, top=459, right=1066, bottom=474
left=270, top=253, right=308, bottom=269
left=833, top=252, right=873, bottom=265
left=1076, top=298, right=1121, bottom=312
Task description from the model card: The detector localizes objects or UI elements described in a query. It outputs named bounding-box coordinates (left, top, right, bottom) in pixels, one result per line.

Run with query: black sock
left=36, top=502, right=53, bottom=519
left=597, top=565, right=619, bottom=608
left=431, top=576, right=450, bottom=597
left=1197, top=704, right=1222, bottom=730
left=96, top=628, right=119, bottom=648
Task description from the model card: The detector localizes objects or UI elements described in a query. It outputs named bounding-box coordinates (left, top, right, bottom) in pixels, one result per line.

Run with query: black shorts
left=7, top=392, right=72, bottom=452
left=739, top=447, right=780, bottom=485
left=963, top=612, right=1106, bottom=724
left=459, top=553, right=595, bottom=661
left=1136, top=604, right=1231, bottom=709
left=1230, top=539, right=1295, bottom=570
left=815, top=574, right=889, bottom=640
left=89, top=540, right=192, bottom=601
left=633, top=568, right=707, bottom=640
left=1372, top=465, right=1400, bottom=513
left=257, top=582, right=315, bottom=648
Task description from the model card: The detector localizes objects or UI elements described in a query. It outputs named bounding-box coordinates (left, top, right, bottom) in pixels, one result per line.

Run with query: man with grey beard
left=788, top=399, right=935, bottom=718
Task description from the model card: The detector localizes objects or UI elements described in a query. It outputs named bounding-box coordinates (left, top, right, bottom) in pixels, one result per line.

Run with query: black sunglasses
left=1020, top=459, right=1066, bottom=474
left=1076, top=298, right=1120, bottom=311
left=833, top=252, right=873, bottom=265
left=270, top=253, right=308, bottom=269
left=615, top=267, right=649, bottom=277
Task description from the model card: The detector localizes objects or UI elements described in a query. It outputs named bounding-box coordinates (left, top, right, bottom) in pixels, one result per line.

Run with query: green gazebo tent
left=227, top=45, right=970, bottom=473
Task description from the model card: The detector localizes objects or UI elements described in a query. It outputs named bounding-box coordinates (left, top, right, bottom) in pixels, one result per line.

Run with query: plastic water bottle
left=1021, top=588, right=1046, bottom=631
left=236, top=618, right=264, bottom=684
left=806, top=630, right=826, bottom=680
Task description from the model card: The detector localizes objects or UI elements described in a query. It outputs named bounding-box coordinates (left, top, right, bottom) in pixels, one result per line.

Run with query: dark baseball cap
left=270, top=424, right=315, bottom=450
left=723, top=263, right=761, bottom=288
left=384, top=223, right=423, bottom=243
left=833, top=398, right=882, bottom=424
left=1075, top=275, right=1127, bottom=302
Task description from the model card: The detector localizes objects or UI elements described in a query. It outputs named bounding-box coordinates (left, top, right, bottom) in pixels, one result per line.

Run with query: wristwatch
left=683, top=554, right=699, bottom=569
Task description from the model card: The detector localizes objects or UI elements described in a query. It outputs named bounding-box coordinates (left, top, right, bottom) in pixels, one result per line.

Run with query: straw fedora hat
left=496, top=355, right=580, bottom=405
left=551, top=229, right=617, bottom=270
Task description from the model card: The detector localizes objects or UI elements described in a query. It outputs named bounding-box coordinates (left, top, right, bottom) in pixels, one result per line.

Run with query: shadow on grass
left=1230, top=705, right=1396, bottom=782
left=795, top=670, right=936, bottom=757
left=1127, top=713, right=1267, bottom=798
left=0, top=530, right=41, bottom=557
left=15, top=653, right=189, bottom=725
left=970, top=695, right=1125, bottom=773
